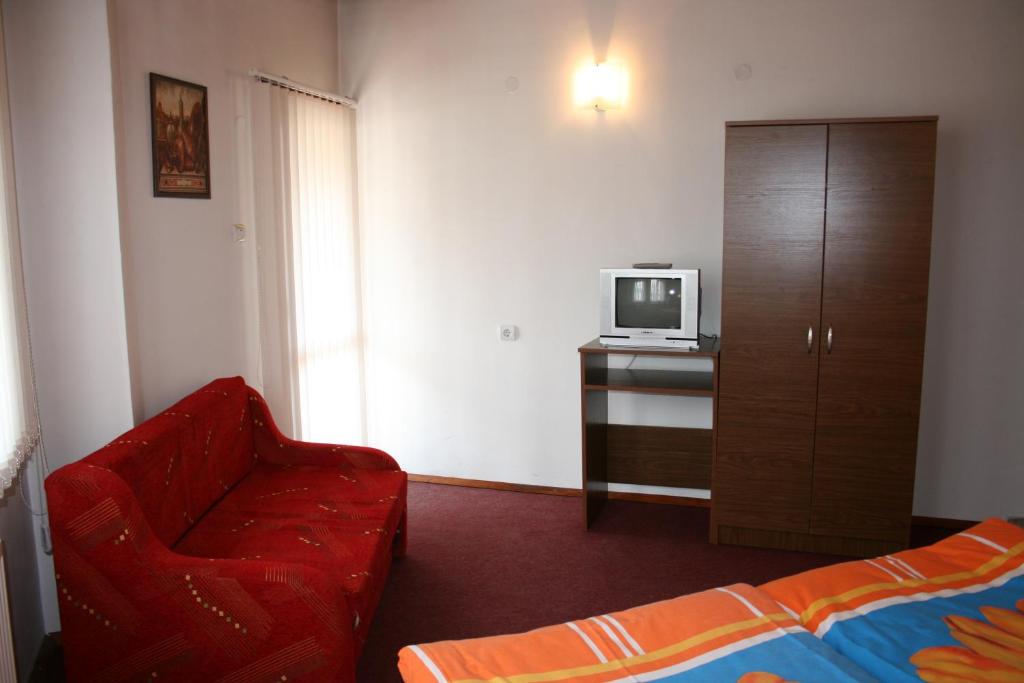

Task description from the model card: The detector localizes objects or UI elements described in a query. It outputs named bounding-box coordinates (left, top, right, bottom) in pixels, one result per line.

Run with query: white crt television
left=599, top=269, right=700, bottom=347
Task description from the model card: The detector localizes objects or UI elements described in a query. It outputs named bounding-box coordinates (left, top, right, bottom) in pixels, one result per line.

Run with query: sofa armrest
left=47, top=463, right=357, bottom=682
left=247, top=388, right=400, bottom=470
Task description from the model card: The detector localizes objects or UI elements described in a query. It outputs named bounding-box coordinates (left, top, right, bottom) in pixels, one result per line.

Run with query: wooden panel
left=606, top=425, right=712, bottom=489
left=584, top=368, right=713, bottom=397
left=579, top=336, right=720, bottom=358
left=811, top=122, right=937, bottom=544
left=581, top=353, right=608, bottom=528
left=726, top=116, right=938, bottom=128
left=709, top=346, right=721, bottom=542
left=714, top=124, right=827, bottom=533
left=581, top=341, right=719, bottom=528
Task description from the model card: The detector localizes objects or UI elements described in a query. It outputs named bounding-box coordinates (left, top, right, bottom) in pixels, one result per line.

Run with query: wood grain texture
left=709, top=344, right=721, bottom=542
left=727, top=116, right=938, bottom=127
left=606, top=425, right=712, bottom=489
left=581, top=353, right=608, bottom=527
left=579, top=337, right=721, bottom=358
left=714, top=124, right=827, bottom=533
left=811, top=121, right=937, bottom=543
left=580, top=342, right=719, bottom=528
left=584, top=368, right=714, bottom=397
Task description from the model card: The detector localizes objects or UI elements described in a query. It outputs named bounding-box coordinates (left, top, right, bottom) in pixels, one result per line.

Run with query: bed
left=398, top=519, right=1024, bottom=682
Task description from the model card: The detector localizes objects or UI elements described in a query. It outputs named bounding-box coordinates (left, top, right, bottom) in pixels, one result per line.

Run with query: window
left=0, top=26, right=39, bottom=492
left=247, top=76, right=364, bottom=445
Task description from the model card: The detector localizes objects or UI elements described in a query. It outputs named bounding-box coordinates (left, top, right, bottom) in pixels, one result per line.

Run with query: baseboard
left=606, top=490, right=710, bottom=508
left=408, top=473, right=578, bottom=497
left=407, top=473, right=710, bottom=508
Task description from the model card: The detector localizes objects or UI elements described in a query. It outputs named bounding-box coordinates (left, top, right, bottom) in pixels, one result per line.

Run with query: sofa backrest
left=73, top=376, right=257, bottom=546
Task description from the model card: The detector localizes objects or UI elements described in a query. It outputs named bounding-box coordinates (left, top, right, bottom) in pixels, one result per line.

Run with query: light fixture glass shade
left=574, top=62, right=628, bottom=111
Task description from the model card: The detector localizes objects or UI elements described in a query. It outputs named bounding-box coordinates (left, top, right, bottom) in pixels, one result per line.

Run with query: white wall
left=339, top=0, right=1024, bottom=520
left=3, top=0, right=136, bottom=632
left=109, top=0, right=339, bottom=420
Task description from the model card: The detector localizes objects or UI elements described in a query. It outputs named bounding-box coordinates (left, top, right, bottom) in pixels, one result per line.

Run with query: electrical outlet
left=499, top=324, right=518, bottom=342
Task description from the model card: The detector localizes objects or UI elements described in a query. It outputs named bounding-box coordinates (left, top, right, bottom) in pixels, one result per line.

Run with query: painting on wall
left=150, top=73, right=210, bottom=198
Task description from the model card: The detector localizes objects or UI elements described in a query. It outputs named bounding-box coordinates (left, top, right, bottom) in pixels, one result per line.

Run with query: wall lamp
left=574, top=62, right=628, bottom=111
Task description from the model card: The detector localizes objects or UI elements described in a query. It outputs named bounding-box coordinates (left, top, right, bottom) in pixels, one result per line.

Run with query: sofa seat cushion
left=174, top=510, right=388, bottom=638
left=173, top=461, right=406, bottom=646
left=214, top=461, right=406, bottom=532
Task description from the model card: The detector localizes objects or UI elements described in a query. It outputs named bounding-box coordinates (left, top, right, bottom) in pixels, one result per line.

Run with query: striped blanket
left=762, top=518, right=1024, bottom=682
left=398, top=519, right=1024, bottom=682
left=398, top=583, right=873, bottom=682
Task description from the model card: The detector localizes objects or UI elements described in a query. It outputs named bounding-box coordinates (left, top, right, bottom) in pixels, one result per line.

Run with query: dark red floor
left=357, top=483, right=846, bottom=682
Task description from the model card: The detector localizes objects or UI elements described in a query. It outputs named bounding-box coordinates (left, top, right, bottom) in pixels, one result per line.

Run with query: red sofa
left=45, top=377, right=407, bottom=683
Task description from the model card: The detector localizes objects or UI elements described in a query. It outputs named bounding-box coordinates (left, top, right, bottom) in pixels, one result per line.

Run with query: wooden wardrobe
left=711, top=117, right=937, bottom=556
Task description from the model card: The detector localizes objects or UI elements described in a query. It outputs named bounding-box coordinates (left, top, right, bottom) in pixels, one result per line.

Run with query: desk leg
left=581, top=354, right=608, bottom=528
left=709, top=353, right=720, bottom=543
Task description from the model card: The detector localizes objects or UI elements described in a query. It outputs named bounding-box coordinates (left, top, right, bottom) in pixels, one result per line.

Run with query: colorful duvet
left=398, top=519, right=1024, bottom=682
left=398, top=583, right=874, bottom=682
left=761, top=518, right=1024, bottom=683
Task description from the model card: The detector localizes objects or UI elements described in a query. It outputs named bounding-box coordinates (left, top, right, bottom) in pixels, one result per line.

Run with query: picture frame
left=149, top=73, right=211, bottom=198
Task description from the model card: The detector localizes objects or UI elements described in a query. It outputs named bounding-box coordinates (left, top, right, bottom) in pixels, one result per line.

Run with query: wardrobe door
left=812, top=122, right=936, bottom=543
left=715, top=125, right=827, bottom=534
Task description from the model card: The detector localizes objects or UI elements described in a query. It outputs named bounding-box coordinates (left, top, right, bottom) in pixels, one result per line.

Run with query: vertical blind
left=249, top=80, right=365, bottom=445
left=0, top=23, right=40, bottom=491
left=288, top=92, right=365, bottom=444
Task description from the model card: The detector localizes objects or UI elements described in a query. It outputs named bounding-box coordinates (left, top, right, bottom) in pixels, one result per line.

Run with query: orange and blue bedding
left=398, top=583, right=873, bottom=682
left=399, top=519, right=1024, bottom=682
left=763, top=518, right=1024, bottom=682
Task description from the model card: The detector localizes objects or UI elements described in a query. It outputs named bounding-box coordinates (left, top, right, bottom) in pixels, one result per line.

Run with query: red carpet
left=358, top=482, right=845, bottom=682
left=32, top=481, right=955, bottom=681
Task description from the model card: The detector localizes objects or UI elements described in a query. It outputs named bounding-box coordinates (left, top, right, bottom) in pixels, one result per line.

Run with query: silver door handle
left=827, top=326, right=833, bottom=353
left=807, top=326, right=813, bottom=353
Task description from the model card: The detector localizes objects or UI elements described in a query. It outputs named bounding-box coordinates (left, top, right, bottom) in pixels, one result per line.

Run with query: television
left=599, top=268, right=700, bottom=347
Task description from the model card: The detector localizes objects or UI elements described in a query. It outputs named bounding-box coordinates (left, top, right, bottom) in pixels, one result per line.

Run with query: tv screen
left=615, top=277, right=682, bottom=329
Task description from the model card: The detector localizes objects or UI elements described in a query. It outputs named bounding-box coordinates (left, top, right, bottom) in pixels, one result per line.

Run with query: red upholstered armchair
left=46, top=377, right=406, bottom=683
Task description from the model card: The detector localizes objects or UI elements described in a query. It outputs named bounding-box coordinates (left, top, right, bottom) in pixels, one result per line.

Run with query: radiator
left=0, top=540, right=17, bottom=682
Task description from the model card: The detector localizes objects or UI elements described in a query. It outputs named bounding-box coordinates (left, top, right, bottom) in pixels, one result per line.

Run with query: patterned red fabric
left=84, top=377, right=258, bottom=546
left=46, top=378, right=407, bottom=683
left=174, top=462, right=407, bottom=648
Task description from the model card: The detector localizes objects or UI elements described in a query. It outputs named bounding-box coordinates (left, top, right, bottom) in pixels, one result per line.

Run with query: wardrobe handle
left=807, top=326, right=813, bottom=353
left=827, top=326, right=833, bottom=353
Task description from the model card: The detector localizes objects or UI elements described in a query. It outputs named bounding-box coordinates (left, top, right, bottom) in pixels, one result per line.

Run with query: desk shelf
left=584, top=368, right=714, bottom=397
left=579, top=337, right=719, bottom=528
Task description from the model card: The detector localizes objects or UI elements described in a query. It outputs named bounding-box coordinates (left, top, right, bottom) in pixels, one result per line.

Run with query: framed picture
left=150, top=73, right=210, bottom=198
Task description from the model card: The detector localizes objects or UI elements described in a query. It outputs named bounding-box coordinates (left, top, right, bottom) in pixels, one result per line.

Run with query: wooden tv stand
left=579, top=337, right=720, bottom=528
